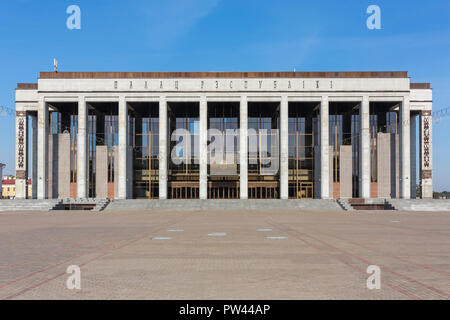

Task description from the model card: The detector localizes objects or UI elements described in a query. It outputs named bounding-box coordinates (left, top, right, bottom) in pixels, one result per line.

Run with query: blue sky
left=0, top=0, right=449, bottom=190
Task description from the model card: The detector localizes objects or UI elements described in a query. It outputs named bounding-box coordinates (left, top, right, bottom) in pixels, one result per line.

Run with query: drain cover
left=266, top=236, right=288, bottom=240
left=167, top=229, right=184, bottom=232
left=208, top=233, right=227, bottom=237
left=256, top=228, right=272, bottom=232
left=152, top=237, right=172, bottom=240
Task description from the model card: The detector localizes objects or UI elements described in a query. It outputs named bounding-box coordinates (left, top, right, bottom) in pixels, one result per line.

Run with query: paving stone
left=0, top=210, right=449, bottom=299
left=0, top=210, right=448, bottom=299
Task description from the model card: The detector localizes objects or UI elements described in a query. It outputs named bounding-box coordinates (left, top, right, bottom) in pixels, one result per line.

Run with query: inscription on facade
left=16, top=170, right=26, bottom=180
left=422, top=170, right=432, bottom=180
left=423, top=114, right=431, bottom=168
left=16, top=112, right=26, bottom=169
left=110, top=79, right=338, bottom=91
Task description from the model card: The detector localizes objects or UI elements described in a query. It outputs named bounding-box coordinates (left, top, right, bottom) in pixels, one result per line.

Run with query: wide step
left=105, top=199, right=344, bottom=211
left=347, top=199, right=395, bottom=211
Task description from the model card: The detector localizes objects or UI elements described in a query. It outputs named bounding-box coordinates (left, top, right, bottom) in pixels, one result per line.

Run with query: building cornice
left=39, top=71, right=409, bottom=79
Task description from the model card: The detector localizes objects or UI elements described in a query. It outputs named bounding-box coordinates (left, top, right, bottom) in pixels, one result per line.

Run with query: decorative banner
left=16, top=112, right=26, bottom=170
left=423, top=114, right=431, bottom=168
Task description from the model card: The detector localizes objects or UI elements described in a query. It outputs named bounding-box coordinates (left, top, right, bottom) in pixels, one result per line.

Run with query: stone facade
left=14, top=71, right=433, bottom=200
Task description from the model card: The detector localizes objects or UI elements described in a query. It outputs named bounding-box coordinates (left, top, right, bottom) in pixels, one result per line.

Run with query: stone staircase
left=54, top=198, right=110, bottom=211
left=335, top=198, right=450, bottom=212
left=93, top=199, right=110, bottom=211
left=0, top=199, right=61, bottom=212
left=105, top=199, right=344, bottom=211
left=4, top=198, right=447, bottom=212
left=336, top=199, right=354, bottom=211
left=346, top=198, right=396, bottom=211
left=387, top=199, right=450, bottom=211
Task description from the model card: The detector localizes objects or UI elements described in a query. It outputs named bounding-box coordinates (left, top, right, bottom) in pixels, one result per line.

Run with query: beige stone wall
left=96, top=146, right=108, bottom=198
left=340, top=145, right=352, bottom=198
left=377, top=133, right=390, bottom=198
left=47, top=134, right=71, bottom=198
left=58, top=133, right=71, bottom=198
left=377, top=133, right=400, bottom=199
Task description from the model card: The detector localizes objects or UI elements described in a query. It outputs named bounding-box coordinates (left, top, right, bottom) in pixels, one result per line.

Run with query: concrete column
left=400, top=96, right=411, bottom=199
left=199, top=97, right=208, bottom=199
left=127, top=145, right=133, bottom=198
left=31, top=114, right=38, bottom=199
left=410, top=114, right=417, bottom=198
left=159, top=97, right=168, bottom=199
left=77, top=97, right=88, bottom=198
left=320, top=96, right=330, bottom=199
left=314, top=147, right=321, bottom=199
left=329, top=145, right=334, bottom=199
left=37, top=98, right=48, bottom=199
left=394, top=133, right=400, bottom=198
left=113, top=145, right=119, bottom=198
left=279, top=96, right=289, bottom=200
left=360, top=96, right=370, bottom=198
left=118, top=96, right=128, bottom=199
left=420, top=110, right=433, bottom=198
left=15, top=111, right=28, bottom=199
left=239, top=96, right=248, bottom=199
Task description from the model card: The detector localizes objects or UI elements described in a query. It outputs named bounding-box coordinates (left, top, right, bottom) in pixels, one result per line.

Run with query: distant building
left=2, top=178, right=32, bottom=199
left=0, top=163, right=5, bottom=198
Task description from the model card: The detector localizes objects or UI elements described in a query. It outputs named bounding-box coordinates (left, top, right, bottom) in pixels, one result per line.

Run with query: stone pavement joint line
left=0, top=210, right=448, bottom=299
left=297, top=223, right=450, bottom=277
left=1, top=213, right=192, bottom=300
left=266, top=219, right=449, bottom=300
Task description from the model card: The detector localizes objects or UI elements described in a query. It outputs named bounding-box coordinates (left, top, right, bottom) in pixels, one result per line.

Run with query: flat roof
left=39, top=71, right=409, bottom=79
left=410, top=83, right=431, bottom=89
left=16, top=83, right=38, bottom=90
left=17, top=72, right=431, bottom=90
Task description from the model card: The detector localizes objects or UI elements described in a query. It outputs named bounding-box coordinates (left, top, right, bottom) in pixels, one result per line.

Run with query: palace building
left=14, top=71, right=433, bottom=200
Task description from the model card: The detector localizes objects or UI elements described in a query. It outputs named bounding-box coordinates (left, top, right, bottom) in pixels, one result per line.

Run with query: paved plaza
left=0, top=209, right=449, bottom=300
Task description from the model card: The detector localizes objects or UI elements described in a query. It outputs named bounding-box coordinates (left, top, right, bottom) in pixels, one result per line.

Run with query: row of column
left=156, top=95, right=413, bottom=200
left=25, top=95, right=428, bottom=200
